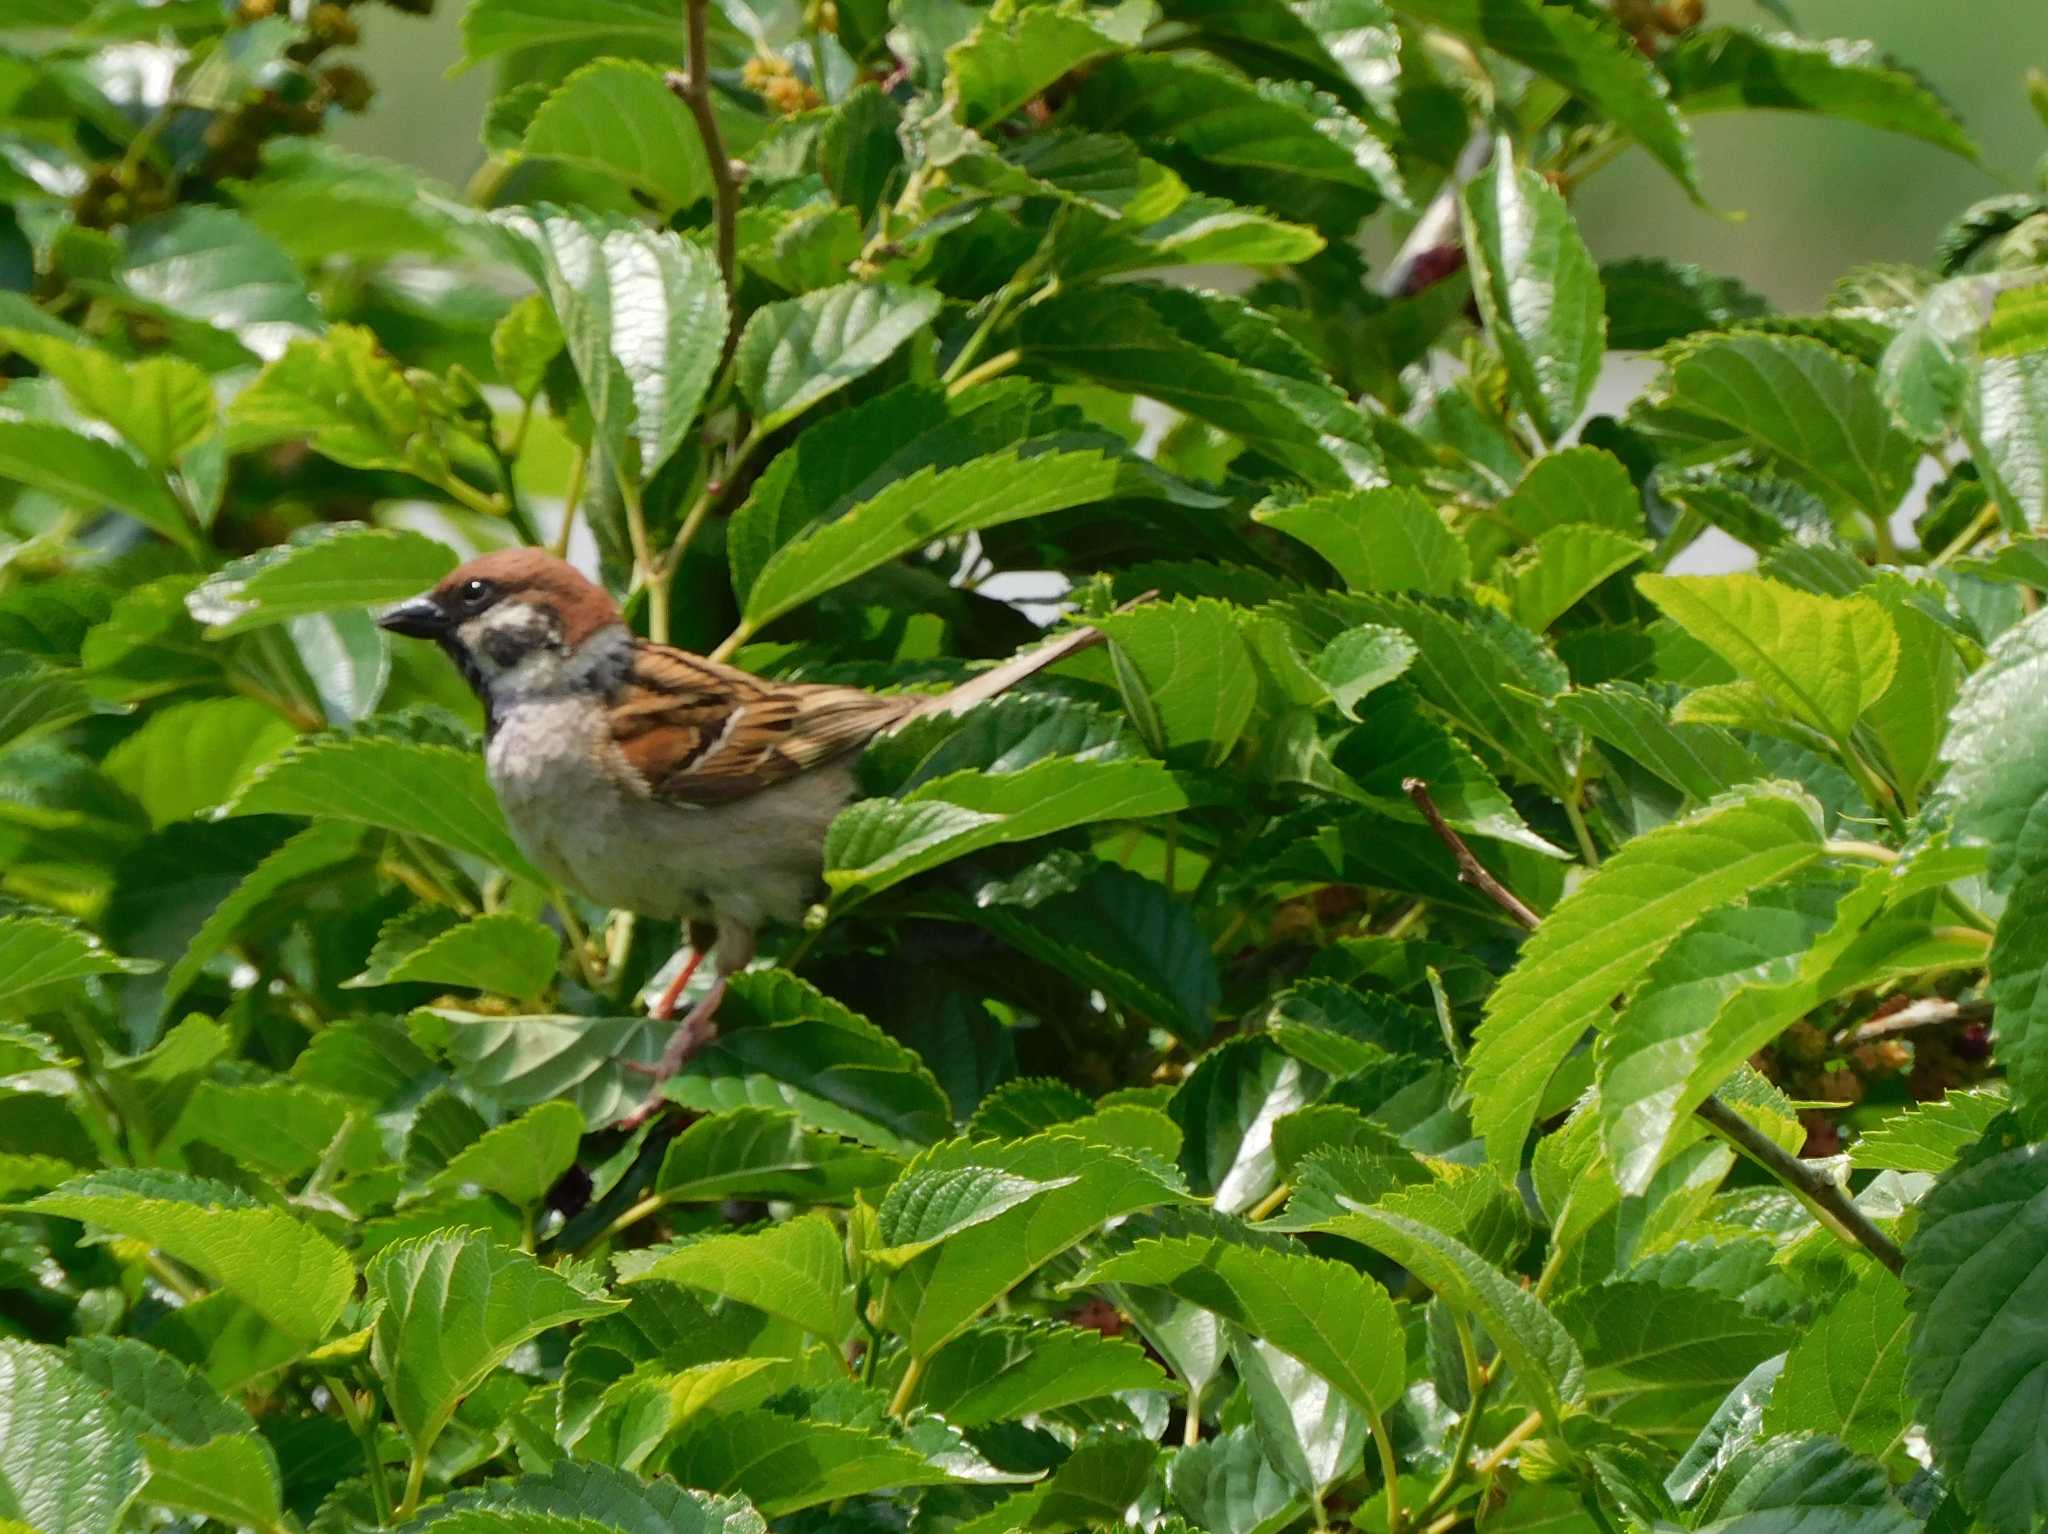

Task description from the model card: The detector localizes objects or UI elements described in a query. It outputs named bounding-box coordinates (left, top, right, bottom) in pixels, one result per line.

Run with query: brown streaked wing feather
left=609, top=643, right=910, bottom=806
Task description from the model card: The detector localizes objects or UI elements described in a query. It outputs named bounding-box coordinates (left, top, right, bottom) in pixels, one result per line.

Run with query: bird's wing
left=608, top=642, right=912, bottom=806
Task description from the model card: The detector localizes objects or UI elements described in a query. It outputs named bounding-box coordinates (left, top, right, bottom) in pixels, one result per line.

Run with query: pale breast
left=484, top=695, right=865, bottom=932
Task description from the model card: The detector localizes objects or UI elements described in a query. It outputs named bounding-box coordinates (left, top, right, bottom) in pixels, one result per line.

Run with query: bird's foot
left=616, top=976, right=726, bottom=1130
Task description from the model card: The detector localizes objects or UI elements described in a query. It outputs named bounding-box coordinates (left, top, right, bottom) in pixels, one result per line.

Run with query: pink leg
left=616, top=975, right=728, bottom=1131
left=650, top=946, right=705, bottom=1020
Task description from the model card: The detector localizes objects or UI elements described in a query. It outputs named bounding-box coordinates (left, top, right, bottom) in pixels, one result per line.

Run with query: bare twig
left=1848, top=996, right=1992, bottom=1043
left=1403, top=777, right=1908, bottom=1279
left=667, top=0, right=739, bottom=353
left=1402, top=777, right=1542, bottom=931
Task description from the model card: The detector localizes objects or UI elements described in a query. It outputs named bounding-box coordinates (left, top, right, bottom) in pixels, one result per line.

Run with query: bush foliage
left=3, top=2, right=2048, bottom=1533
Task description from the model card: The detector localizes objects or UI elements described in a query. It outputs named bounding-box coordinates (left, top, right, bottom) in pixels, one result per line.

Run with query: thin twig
left=1691, top=1096, right=1904, bottom=1274
left=1402, top=778, right=1542, bottom=930
left=667, top=4, right=739, bottom=356
left=1404, top=777, right=1908, bottom=1279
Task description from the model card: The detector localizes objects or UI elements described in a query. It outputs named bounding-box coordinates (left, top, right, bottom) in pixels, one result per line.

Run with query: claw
left=613, top=975, right=727, bottom=1131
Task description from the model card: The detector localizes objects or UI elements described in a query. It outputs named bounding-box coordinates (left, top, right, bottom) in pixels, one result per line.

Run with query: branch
left=1403, top=777, right=1908, bottom=1279
left=667, top=0, right=738, bottom=352
left=1402, top=777, right=1541, bottom=931
left=1848, top=995, right=1991, bottom=1043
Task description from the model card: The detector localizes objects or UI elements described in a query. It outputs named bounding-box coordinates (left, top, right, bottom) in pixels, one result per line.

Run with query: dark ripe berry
left=320, top=64, right=375, bottom=112
left=544, top=1163, right=592, bottom=1219
left=1956, top=1022, right=1992, bottom=1061
left=1395, top=242, right=1465, bottom=298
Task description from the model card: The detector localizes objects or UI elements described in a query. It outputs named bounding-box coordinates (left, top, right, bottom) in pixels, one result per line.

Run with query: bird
left=377, top=548, right=1119, bottom=1129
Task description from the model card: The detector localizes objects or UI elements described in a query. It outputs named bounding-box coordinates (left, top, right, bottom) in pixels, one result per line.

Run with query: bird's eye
left=458, top=578, right=492, bottom=607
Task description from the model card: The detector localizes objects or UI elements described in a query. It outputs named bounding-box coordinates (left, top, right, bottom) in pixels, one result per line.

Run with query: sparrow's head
left=378, top=549, right=625, bottom=704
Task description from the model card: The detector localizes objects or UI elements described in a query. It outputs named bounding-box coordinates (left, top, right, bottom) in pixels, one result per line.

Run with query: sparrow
left=377, top=548, right=1116, bottom=1128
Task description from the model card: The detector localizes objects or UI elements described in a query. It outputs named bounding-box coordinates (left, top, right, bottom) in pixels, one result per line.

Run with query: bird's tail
left=897, top=592, right=1154, bottom=724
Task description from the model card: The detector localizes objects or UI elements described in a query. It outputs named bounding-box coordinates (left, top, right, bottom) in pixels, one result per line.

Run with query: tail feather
left=895, top=591, right=1153, bottom=725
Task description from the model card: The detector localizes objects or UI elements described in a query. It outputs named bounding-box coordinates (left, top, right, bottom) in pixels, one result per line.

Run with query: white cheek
left=458, top=604, right=565, bottom=690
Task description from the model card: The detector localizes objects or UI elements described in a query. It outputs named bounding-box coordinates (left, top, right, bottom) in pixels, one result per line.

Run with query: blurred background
left=335, top=0, right=2048, bottom=309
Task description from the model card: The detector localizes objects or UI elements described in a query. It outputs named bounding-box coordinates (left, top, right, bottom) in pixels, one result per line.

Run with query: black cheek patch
left=483, top=626, right=532, bottom=669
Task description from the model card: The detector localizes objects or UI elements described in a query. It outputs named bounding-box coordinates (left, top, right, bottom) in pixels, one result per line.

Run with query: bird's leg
left=617, top=920, right=738, bottom=1129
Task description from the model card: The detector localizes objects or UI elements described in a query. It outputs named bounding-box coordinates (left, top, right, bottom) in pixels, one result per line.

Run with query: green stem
left=552, top=446, right=588, bottom=558
left=708, top=617, right=755, bottom=663
left=1413, top=1312, right=1488, bottom=1525
left=1370, top=1406, right=1405, bottom=1534
left=1183, top=1382, right=1204, bottom=1446
left=1562, top=794, right=1600, bottom=868
left=888, top=1353, right=925, bottom=1418
left=323, top=1376, right=393, bottom=1526
left=945, top=347, right=1021, bottom=396
left=397, top=1449, right=429, bottom=1522
left=618, top=475, right=669, bottom=643
left=1244, top=1181, right=1293, bottom=1222
left=662, top=427, right=764, bottom=581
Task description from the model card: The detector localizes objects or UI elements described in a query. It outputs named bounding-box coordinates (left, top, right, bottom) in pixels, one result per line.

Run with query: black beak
left=377, top=595, right=448, bottom=639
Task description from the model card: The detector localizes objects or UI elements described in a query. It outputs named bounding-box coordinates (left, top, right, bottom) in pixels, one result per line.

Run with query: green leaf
left=227, top=324, right=467, bottom=488
left=1058, top=194, right=1326, bottom=278
left=100, top=697, right=295, bottom=827
left=947, top=0, right=1152, bottom=125
left=1167, top=1422, right=1305, bottom=1534
left=1597, top=877, right=1855, bottom=1195
left=1559, top=684, right=1766, bottom=807
left=434, top=1010, right=668, bottom=1128
left=824, top=757, right=1190, bottom=905
left=1904, top=1142, right=2048, bottom=1534
left=492, top=293, right=564, bottom=403
left=1664, top=29, right=1979, bottom=160
left=1601, top=258, right=1770, bottom=352
left=429, top=1100, right=584, bottom=1206
left=571, top=1356, right=786, bottom=1473
left=958, top=861, right=1219, bottom=1047
left=1936, top=609, right=2048, bottom=890
left=493, top=205, right=727, bottom=483
left=186, top=521, right=457, bottom=635
left=1849, top=1088, right=2010, bottom=1174
left=1461, top=150, right=1606, bottom=441
left=1988, top=875, right=2048, bottom=1134
left=66, top=1336, right=284, bottom=1533
left=1310, top=625, right=1418, bottom=718
left=0, top=330, right=214, bottom=469
left=177, top=1078, right=354, bottom=1181
left=1093, top=597, right=1259, bottom=763
left=915, top=1318, right=1168, bottom=1427
left=0, top=1341, right=144, bottom=1534
left=655, top=1107, right=900, bottom=1202
left=876, top=1164, right=1078, bottom=1263
left=519, top=59, right=710, bottom=211
left=740, top=445, right=1124, bottom=630
left=1018, top=285, right=1374, bottom=489
left=1649, top=334, right=1918, bottom=521
left=0, top=420, right=193, bottom=546
left=1076, top=1232, right=1406, bottom=1414
left=1967, top=319, right=2048, bottom=531
left=1173, top=1038, right=1320, bottom=1214
left=1690, top=1436, right=1915, bottom=1534
left=1396, top=0, right=1698, bottom=197
left=1074, top=53, right=1402, bottom=214
left=1638, top=574, right=1899, bottom=744
left=0, top=652, right=98, bottom=750
left=1343, top=594, right=1570, bottom=794
left=1762, top=1262, right=1912, bottom=1454
left=419, top=1460, right=763, bottom=1534
left=1500, top=526, right=1649, bottom=633
left=1319, top=1189, right=1582, bottom=1428
left=664, top=1410, right=956, bottom=1516
left=735, top=283, right=941, bottom=436
left=161, top=820, right=362, bottom=1013
left=367, top=1227, right=618, bottom=1455
left=958, top=1429, right=1161, bottom=1534
left=1466, top=784, right=1824, bottom=1174
left=1254, top=486, right=1468, bottom=595
left=0, top=913, right=152, bottom=1008
left=26, top=1169, right=353, bottom=1344
left=347, top=910, right=560, bottom=997
left=884, top=1143, right=1191, bottom=1357
left=225, top=733, right=542, bottom=881
left=117, top=207, right=320, bottom=345
left=624, top=1212, right=853, bottom=1341
left=459, top=0, right=682, bottom=66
